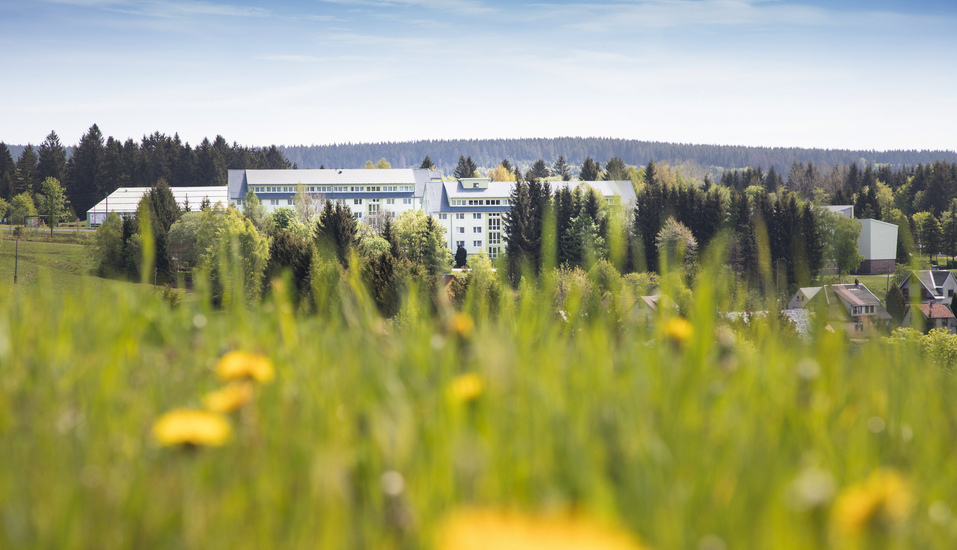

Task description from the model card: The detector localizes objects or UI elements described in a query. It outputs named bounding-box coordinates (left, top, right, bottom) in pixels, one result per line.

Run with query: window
left=457, top=227, right=465, bottom=233
left=488, top=217, right=501, bottom=232
left=473, top=240, right=482, bottom=247
left=455, top=213, right=465, bottom=220
left=354, top=199, right=363, bottom=205
left=403, top=198, right=412, bottom=205
left=438, top=213, right=447, bottom=220
left=369, top=203, right=380, bottom=213
left=489, top=232, right=501, bottom=245
left=386, top=199, right=395, bottom=205
left=456, top=240, right=465, bottom=249
left=270, top=199, right=278, bottom=206
left=356, top=212, right=363, bottom=219
left=473, top=227, right=482, bottom=233
left=484, top=199, right=501, bottom=206
left=488, top=246, right=500, bottom=259
left=369, top=198, right=379, bottom=203
left=473, top=213, right=482, bottom=219
left=287, top=199, right=293, bottom=205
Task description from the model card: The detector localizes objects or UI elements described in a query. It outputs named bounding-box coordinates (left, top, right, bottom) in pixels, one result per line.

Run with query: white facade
left=227, top=168, right=437, bottom=223
left=857, top=218, right=898, bottom=261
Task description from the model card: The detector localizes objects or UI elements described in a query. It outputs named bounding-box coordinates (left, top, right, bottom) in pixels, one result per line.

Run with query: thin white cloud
left=317, top=0, right=495, bottom=16
left=38, top=0, right=270, bottom=18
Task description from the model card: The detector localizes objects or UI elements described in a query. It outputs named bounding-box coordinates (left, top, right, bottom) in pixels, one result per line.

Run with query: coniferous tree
left=552, top=155, right=571, bottom=181
left=580, top=157, right=600, bottom=181
left=885, top=285, right=907, bottom=324
left=37, top=131, right=67, bottom=188
left=0, top=143, right=16, bottom=201
left=802, top=202, right=825, bottom=281
left=604, top=157, right=628, bottom=181
left=453, top=155, right=473, bottom=179
left=315, top=200, right=358, bottom=268
left=633, top=160, right=664, bottom=273
left=195, top=137, right=227, bottom=186
left=419, top=155, right=435, bottom=170
left=531, top=158, right=550, bottom=179
left=15, top=145, right=39, bottom=196
left=66, top=124, right=105, bottom=219
left=555, top=187, right=576, bottom=266
left=764, top=165, right=783, bottom=193
left=501, top=159, right=513, bottom=173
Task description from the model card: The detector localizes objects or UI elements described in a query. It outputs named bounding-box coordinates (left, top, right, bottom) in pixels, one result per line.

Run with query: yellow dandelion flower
left=834, top=468, right=912, bottom=533
left=152, top=409, right=232, bottom=447
left=216, top=351, right=275, bottom=383
left=437, top=508, right=646, bottom=550
left=203, top=381, right=255, bottom=413
left=449, top=312, right=475, bottom=339
left=663, top=317, right=693, bottom=344
left=447, top=373, right=483, bottom=403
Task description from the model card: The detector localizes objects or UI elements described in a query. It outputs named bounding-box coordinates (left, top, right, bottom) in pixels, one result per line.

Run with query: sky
left=1, top=0, right=955, bottom=152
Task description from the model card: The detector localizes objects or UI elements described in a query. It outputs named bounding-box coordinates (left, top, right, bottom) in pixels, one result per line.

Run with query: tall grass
left=1, top=246, right=955, bottom=549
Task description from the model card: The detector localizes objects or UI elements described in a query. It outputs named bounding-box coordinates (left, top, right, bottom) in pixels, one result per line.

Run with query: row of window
left=438, top=212, right=502, bottom=220
left=449, top=199, right=506, bottom=206
left=252, top=185, right=414, bottom=194
left=853, top=305, right=876, bottom=315
left=455, top=241, right=484, bottom=248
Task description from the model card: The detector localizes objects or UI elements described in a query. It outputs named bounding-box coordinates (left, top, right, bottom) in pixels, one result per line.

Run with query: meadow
left=2, top=245, right=956, bottom=550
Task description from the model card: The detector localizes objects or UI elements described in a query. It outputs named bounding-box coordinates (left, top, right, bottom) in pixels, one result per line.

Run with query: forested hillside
left=279, top=137, right=957, bottom=175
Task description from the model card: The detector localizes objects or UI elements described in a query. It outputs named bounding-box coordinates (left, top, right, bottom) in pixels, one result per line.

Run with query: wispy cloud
left=317, top=0, right=495, bottom=16
left=39, top=0, right=271, bottom=18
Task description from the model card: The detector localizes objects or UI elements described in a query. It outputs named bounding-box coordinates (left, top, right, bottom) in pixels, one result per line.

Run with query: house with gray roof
left=899, top=269, right=957, bottom=306
left=787, top=281, right=893, bottom=335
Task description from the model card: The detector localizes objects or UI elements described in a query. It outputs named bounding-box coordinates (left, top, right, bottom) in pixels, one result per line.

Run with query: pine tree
left=315, top=200, right=358, bottom=268
left=555, top=187, right=575, bottom=266
left=37, top=131, right=67, bottom=188
left=419, top=155, right=435, bottom=170
left=580, top=157, right=600, bottom=181
left=195, top=137, right=227, bottom=186
left=15, top=145, right=39, bottom=196
left=552, top=155, right=571, bottom=181
left=764, top=165, right=783, bottom=193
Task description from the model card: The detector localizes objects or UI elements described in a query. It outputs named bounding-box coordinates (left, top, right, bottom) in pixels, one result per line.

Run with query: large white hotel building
left=222, top=167, right=637, bottom=259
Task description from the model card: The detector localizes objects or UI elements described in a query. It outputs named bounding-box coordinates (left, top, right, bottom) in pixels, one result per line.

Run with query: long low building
left=87, top=186, right=228, bottom=225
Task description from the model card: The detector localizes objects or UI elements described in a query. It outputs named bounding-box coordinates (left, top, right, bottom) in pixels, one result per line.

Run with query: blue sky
left=1, top=0, right=955, bottom=151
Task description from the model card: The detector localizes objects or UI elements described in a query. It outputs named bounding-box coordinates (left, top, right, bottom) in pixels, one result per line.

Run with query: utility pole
left=13, top=227, right=21, bottom=284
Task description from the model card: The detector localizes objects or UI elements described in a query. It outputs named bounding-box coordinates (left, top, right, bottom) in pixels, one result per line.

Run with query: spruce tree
left=37, top=131, right=67, bottom=188
left=419, top=155, right=435, bottom=170
left=532, top=158, right=550, bottom=179
left=580, top=157, right=600, bottom=181
left=0, top=143, right=16, bottom=201
left=552, top=155, right=571, bottom=181
left=802, top=202, right=825, bottom=281
left=604, top=157, right=628, bottom=181
left=454, top=155, right=472, bottom=179
left=66, top=124, right=105, bottom=219
left=15, top=145, right=39, bottom=196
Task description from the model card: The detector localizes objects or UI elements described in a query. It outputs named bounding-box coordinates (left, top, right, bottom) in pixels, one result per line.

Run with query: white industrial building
left=87, top=186, right=228, bottom=225
left=855, top=218, right=898, bottom=274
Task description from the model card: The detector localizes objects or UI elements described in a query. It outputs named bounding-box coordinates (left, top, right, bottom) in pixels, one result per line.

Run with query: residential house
left=899, top=270, right=957, bottom=306
left=787, top=281, right=893, bottom=335
left=901, top=302, right=957, bottom=334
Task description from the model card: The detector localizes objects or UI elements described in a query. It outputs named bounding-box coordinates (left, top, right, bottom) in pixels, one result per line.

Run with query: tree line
left=0, top=126, right=292, bottom=222
left=280, top=137, right=957, bottom=178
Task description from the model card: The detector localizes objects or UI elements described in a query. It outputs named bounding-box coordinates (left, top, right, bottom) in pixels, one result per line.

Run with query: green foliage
left=315, top=201, right=358, bottom=268
left=419, top=155, right=435, bottom=170
left=454, top=245, right=468, bottom=268
left=603, top=157, right=628, bottom=181
left=168, top=212, right=204, bottom=272
left=821, top=211, right=863, bottom=279
left=10, top=192, right=37, bottom=226
left=91, top=211, right=125, bottom=276
left=552, top=155, right=571, bottom=181
left=202, top=207, right=270, bottom=304
left=37, top=131, right=67, bottom=186
left=242, top=189, right=265, bottom=228
left=15, top=144, right=40, bottom=196
left=0, top=197, right=8, bottom=221
left=453, top=155, right=478, bottom=180
left=38, top=177, right=67, bottom=235
left=656, top=217, right=697, bottom=271
left=531, top=158, right=550, bottom=179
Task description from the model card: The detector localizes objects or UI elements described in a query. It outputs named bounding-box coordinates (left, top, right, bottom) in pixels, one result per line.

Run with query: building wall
left=858, top=218, right=898, bottom=261
left=855, top=259, right=896, bottom=275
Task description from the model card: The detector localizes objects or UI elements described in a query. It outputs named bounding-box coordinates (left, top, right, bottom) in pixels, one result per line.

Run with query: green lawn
left=0, top=237, right=138, bottom=300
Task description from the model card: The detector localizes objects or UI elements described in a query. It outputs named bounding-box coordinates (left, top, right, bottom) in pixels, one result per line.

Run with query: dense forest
left=278, top=137, right=957, bottom=176
left=0, top=126, right=291, bottom=220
